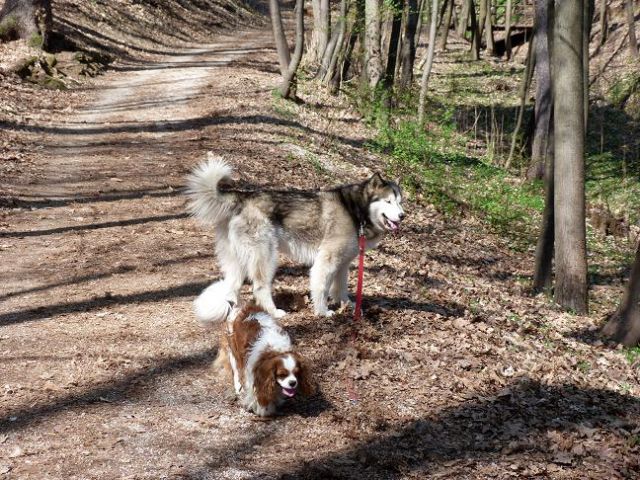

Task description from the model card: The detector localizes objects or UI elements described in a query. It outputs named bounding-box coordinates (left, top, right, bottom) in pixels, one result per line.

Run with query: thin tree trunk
left=599, top=0, right=608, bottom=47
left=506, top=38, right=535, bottom=169
left=365, top=0, right=383, bottom=90
left=469, top=0, right=480, bottom=60
left=626, top=0, right=639, bottom=59
left=399, top=0, right=419, bottom=89
left=269, top=0, right=291, bottom=76
left=319, top=10, right=343, bottom=80
left=439, top=0, right=453, bottom=51
left=385, top=0, right=403, bottom=91
left=484, top=0, right=495, bottom=55
left=528, top=0, right=552, bottom=181
left=532, top=110, right=555, bottom=294
left=458, top=0, right=470, bottom=37
left=478, top=0, right=487, bottom=42
left=552, top=0, right=588, bottom=314
left=342, top=0, right=365, bottom=82
left=415, top=0, right=426, bottom=42
left=323, top=0, right=349, bottom=86
left=319, top=0, right=331, bottom=60
left=418, top=0, right=438, bottom=124
left=583, top=0, right=594, bottom=130
left=504, top=0, right=512, bottom=60
left=309, top=0, right=321, bottom=61
left=0, top=0, right=51, bottom=49
left=603, top=240, right=640, bottom=346
left=280, top=0, right=305, bottom=99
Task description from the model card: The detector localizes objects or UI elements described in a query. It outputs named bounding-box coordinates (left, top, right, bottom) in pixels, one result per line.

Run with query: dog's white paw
left=272, top=309, right=287, bottom=319
left=322, top=309, right=336, bottom=318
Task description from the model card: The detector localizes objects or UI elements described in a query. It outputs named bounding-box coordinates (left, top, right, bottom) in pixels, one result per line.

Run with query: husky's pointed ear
left=367, top=172, right=385, bottom=188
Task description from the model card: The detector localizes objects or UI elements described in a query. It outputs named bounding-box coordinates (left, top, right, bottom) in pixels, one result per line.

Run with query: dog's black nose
left=399, top=212, right=405, bottom=220
left=288, top=379, right=297, bottom=388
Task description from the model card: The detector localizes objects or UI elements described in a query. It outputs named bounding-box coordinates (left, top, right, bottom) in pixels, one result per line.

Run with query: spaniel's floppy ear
left=294, top=353, right=315, bottom=397
left=253, top=352, right=279, bottom=408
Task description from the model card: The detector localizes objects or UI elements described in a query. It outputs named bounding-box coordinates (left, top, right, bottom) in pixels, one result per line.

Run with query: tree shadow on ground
left=0, top=348, right=217, bottom=434
left=0, top=114, right=367, bottom=150
left=270, top=379, right=640, bottom=479
left=0, top=280, right=210, bottom=327
left=0, top=212, right=188, bottom=238
left=363, top=295, right=466, bottom=318
left=0, top=252, right=213, bottom=302
left=0, top=186, right=181, bottom=210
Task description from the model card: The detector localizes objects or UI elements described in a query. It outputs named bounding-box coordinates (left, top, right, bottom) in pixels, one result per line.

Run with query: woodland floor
left=1, top=4, right=640, bottom=480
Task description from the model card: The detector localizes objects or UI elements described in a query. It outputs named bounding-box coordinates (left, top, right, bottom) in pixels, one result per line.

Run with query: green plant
left=576, top=360, right=591, bottom=373
left=28, top=32, right=43, bottom=49
left=623, top=346, right=640, bottom=365
left=0, top=15, right=18, bottom=41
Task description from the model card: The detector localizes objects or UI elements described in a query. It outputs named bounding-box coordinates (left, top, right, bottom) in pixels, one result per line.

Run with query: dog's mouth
left=382, top=214, right=400, bottom=232
left=282, top=387, right=297, bottom=398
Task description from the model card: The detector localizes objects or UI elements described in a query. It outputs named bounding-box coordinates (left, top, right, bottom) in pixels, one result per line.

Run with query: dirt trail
left=1, top=16, right=640, bottom=480
left=0, top=28, right=293, bottom=479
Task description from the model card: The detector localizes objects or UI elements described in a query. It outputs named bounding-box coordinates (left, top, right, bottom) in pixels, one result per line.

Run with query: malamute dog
left=187, top=154, right=405, bottom=318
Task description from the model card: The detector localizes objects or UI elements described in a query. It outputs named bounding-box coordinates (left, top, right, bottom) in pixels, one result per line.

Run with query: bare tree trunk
left=323, top=0, right=349, bottom=86
left=439, top=0, right=453, bottom=51
left=341, top=0, right=365, bottom=82
left=626, top=0, right=639, bottom=59
left=603, top=240, right=640, bottom=346
left=399, top=0, right=419, bottom=89
left=583, top=0, right=594, bottom=130
left=599, top=0, right=608, bottom=47
left=365, top=0, right=383, bottom=89
left=532, top=111, right=555, bottom=293
left=552, top=0, right=588, bottom=314
left=506, top=38, right=535, bottom=169
left=385, top=0, right=403, bottom=91
left=0, top=0, right=51, bottom=49
left=319, top=6, right=344, bottom=80
left=280, top=0, right=305, bottom=99
left=484, top=0, right=495, bottom=55
left=504, top=0, right=512, bottom=60
left=313, top=0, right=331, bottom=61
left=469, top=0, right=480, bottom=60
left=269, top=0, right=292, bottom=76
left=528, top=0, right=552, bottom=181
left=457, top=0, right=470, bottom=37
left=418, top=0, right=438, bottom=124
left=415, top=0, right=426, bottom=42
left=478, top=0, right=487, bottom=42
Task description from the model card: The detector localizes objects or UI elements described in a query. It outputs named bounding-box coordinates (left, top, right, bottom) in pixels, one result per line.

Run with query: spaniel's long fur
left=198, top=282, right=314, bottom=416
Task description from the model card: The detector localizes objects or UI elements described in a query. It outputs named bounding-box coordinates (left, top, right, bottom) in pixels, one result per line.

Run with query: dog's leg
left=248, top=242, right=286, bottom=319
left=216, top=231, right=244, bottom=303
left=330, top=262, right=354, bottom=311
left=310, top=254, right=338, bottom=317
left=228, top=348, right=243, bottom=395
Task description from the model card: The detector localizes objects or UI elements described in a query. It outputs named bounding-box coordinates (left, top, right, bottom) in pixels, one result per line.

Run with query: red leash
left=354, top=224, right=366, bottom=322
left=346, top=224, right=366, bottom=403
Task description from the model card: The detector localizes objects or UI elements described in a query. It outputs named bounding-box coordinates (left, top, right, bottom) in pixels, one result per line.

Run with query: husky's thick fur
left=187, top=154, right=405, bottom=318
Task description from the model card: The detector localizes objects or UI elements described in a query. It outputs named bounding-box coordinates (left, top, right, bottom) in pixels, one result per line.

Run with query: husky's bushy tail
left=186, top=153, right=235, bottom=224
left=193, top=280, right=238, bottom=326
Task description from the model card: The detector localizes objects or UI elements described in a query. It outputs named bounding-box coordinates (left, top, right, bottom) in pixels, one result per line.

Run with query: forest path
left=1, top=17, right=639, bottom=480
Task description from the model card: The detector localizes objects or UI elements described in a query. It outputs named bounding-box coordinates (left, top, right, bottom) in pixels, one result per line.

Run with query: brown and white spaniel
left=195, top=281, right=314, bottom=417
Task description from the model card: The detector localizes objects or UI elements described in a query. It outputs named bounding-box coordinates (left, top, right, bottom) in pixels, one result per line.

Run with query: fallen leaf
left=8, top=446, right=23, bottom=458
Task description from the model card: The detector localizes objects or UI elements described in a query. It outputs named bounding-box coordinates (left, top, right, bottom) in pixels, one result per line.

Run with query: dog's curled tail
left=194, top=280, right=238, bottom=326
left=186, top=153, right=235, bottom=225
